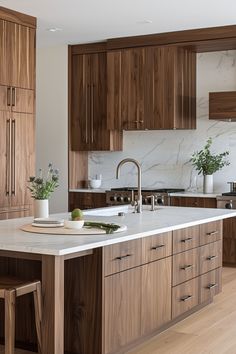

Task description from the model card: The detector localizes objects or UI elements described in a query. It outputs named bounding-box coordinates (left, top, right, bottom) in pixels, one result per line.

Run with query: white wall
left=89, top=51, right=236, bottom=193
left=36, top=45, right=68, bottom=213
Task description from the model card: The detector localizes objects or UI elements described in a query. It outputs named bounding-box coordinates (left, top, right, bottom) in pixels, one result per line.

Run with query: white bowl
left=64, top=219, right=84, bottom=229
left=89, top=179, right=102, bottom=189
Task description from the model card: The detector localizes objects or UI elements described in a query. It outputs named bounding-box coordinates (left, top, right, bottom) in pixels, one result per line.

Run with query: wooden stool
left=0, top=277, right=42, bottom=354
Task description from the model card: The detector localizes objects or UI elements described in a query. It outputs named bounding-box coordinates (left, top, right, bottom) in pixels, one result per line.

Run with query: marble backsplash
left=89, top=51, right=236, bottom=193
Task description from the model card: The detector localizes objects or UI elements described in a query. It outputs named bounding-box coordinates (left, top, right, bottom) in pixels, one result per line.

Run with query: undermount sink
left=83, top=205, right=131, bottom=217
left=83, top=205, right=161, bottom=217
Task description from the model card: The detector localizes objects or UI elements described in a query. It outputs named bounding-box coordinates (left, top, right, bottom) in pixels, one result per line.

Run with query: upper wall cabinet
left=70, top=50, right=122, bottom=151
left=0, top=19, right=35, bottom=89
left=209, top=91, right=236, bottom=122
left=107, top=46, right=196, bottom=130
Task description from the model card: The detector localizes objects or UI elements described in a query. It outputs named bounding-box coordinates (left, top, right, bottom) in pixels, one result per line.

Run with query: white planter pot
left=34, top=199, right=49, bottom=218
left=203, top=175, right=214, bottom=194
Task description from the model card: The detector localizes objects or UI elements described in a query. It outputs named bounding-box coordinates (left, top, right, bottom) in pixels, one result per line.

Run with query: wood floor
left=0, top=267, right=236, bottom=354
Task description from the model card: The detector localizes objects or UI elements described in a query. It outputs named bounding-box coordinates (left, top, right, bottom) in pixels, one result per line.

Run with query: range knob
left=124, top=196, right=131, bottom=203
left=157, top=198, right=164, bottom=205
left=225, top=201, right=233, bottom=209
left=110, top=195, right=117, bottom=202
left=117, top=196, right=124, bottom=203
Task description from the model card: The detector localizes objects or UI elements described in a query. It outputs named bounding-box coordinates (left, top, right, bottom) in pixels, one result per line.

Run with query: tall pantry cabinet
left=0, top=7, right=36, bottom=220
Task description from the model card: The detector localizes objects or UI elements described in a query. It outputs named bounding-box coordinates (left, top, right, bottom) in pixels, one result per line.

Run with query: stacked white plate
left=32, top=218, right=64, bottom=228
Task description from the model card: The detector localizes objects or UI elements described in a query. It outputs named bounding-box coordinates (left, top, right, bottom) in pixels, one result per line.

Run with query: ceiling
left=2, top=0, right=236, bottom=47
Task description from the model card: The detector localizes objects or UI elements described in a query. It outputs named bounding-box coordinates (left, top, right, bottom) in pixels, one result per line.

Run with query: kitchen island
left=0, top=206, right=236, bottom=354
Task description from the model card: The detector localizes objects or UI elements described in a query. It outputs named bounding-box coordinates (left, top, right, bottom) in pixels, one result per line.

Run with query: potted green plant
left=28, top=163, right=59, bottom=218
left=190, top=138, right=230, bottom=194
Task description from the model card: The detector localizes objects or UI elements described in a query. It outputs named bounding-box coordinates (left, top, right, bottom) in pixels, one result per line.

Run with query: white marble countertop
left=69, top=188, right=107, bottom=193
left=169, top=192, right=220, bottom=198
left=0, top=206, right=235, bottom=257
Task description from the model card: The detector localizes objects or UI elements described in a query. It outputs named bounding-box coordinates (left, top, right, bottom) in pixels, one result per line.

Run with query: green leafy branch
left=190, top=138, right=230, bottom=175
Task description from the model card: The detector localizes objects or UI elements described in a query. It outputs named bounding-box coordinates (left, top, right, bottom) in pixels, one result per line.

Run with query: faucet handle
left=146, top=195, right=155, bottom=211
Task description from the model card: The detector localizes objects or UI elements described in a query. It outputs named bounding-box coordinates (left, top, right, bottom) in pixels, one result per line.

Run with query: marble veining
left=89, top=51, right=236, bottom=193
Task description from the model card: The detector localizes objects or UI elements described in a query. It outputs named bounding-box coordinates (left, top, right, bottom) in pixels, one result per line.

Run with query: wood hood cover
left=209, top=91, right=236, bottom=121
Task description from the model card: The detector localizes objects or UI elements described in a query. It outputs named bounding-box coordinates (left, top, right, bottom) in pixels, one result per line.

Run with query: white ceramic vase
left=34, top=199, right=49, bottom=218
left=203, top=175, right=213, bottom=194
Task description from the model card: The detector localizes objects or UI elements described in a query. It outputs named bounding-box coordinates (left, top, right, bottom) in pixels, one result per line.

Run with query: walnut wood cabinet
left=171, top=196, right=217, bottom=208
left=0, top=8, right=36, bottom=220
left=70, top=48, right=122, bottom=151
left=69, top=191, right=107, bottom=211
left=101, top=222, right=222, bottom=354
left=209, top=91, right=236, bottom=121
left=0, top=19, right=35, bottom=89
left=107, top=45, right=196, bottom=130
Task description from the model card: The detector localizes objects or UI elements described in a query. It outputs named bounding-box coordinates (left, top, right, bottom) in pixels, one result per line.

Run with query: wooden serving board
left=21, top=223, right=127, bottom=235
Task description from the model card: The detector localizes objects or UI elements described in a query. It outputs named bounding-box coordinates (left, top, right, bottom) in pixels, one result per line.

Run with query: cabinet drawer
left=172, top=278, right=199, bottom=319
left=200, top=221, right=222, bottom=246
left=142, top=232, right=172, bottom=263
left=200, top=268, right=222, bottom=303
left=173, top=226, right=199, bottom=254
left=103, top=239, right=142, bottom=276
left=200, top=241, right=222, bottom=275
left=172, top=248, right=199, bottom=286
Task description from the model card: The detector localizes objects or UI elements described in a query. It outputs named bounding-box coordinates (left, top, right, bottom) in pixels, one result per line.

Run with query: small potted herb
left=28, top=163, right=59, bottom=218
left=190, top=138, right=230, bottom=193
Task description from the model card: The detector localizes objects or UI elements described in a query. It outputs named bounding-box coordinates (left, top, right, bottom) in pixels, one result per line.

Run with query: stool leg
left=4, top=289, right=16, bottom=354
left=33, top=282, right=42, bottom=354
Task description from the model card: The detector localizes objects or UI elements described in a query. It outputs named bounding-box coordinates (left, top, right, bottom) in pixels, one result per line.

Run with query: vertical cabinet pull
left=11, top=119, right=16, bottom=196
left=91, top=84, right=94, bottom=144
left=6, top=119, right=11, bottom=196
left=12, top=87, right=16, bottom=107
left=85, top=84, right=89, bottom=144
left=7, top=87, right=11, bottom=106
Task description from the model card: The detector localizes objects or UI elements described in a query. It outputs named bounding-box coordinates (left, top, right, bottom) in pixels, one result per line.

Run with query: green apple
left=71, top=208, right=83, bottom=221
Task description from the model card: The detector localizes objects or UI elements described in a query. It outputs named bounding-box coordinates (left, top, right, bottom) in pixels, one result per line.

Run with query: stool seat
left=0, top=277, right=40, bottom=298
left=0, top=276, right=42, bottom=354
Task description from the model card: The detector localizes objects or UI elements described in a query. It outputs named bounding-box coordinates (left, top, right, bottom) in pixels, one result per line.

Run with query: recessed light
left=47, top=27, right=62, bottom=32
left=137, top=20, right=153, bottom=25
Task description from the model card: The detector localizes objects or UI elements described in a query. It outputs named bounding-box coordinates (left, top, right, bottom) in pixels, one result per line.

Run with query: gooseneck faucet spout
left=116, top=158, right=142, bottom=213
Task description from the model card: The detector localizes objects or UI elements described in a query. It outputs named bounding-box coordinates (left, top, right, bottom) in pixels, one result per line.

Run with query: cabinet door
left=107, top=50, right=122, bottom=130
left=71, top=54, right=91, bottom=151
left=7, top=22, right=35, bottom=89
left=0, top=111, right=11, bottom=208
left=90, top=52, right=108, bottom=150
left=146, top=46, right=196, bottom=130
left=145, top=46, right=174, bottom=129
left=223, top=217, right=236, bottom=266
left=174, top=48, right=196, bottom=129
left=11, top=88, right=34, bottom=114
left=104, top=267, right=141, bottom=354
left=0, top=85, right=11, bottom=111
left=121, top=48, right=145, bottom=130
left=10, top=113, right=35, bottom=208
left=141, top=257, right=171, bottom=335
left=0, top=20, right=8, bottom=86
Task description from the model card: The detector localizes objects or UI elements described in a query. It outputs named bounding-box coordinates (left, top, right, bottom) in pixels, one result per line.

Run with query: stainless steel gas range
left=106, top=187, right=185, bottom=206
left=217, top=192, right=236, bottom=209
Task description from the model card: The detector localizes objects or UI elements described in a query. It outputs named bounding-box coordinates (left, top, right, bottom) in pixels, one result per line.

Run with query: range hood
left=209, top=91, right=236, bottom=122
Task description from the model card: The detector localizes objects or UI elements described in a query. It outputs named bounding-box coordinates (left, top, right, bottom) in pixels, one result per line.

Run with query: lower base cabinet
left=199, top=268, right=222, bottom=303
left=104, top=267, right=142, bottom=354
left=172, top=278, right=199, bottom=319
left=141, top=258, right=171, bottom=335
left=104, top=257, right=172, bottom=354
